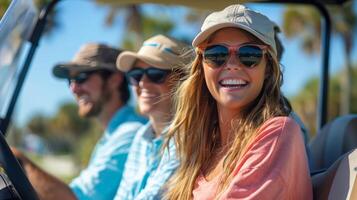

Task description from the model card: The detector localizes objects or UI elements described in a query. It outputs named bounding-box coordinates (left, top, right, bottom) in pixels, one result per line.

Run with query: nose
left=138, top=74, right=154, bottom=88
left=69, top=82, right=82, bottom=94
left=224, top=54, right=243, bottom=71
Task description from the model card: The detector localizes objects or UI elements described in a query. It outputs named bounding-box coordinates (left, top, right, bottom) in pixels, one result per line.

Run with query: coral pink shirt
left=192, top=117, right=312, bottom=200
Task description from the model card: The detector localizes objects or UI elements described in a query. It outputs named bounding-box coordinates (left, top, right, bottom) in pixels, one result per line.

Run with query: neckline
left=199, top=170, right=222, bottom=183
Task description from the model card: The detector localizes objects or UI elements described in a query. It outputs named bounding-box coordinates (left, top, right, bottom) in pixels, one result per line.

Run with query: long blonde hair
left=164, top=33, right=290, bottom=200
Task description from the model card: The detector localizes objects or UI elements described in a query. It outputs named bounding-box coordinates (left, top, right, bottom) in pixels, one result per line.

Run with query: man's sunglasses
left=126, top=67, right=171, bottom=86
left=68, top=70, right=111, bottom=85
left=201, top=44, right=268, bottom=69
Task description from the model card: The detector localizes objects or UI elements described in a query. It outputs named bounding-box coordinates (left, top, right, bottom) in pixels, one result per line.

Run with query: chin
left=139, top=106, right=154, bottom=116
left=78, top=106, right=96, bottom=118
left=78, top=111, right=88, bottom=117
left=219, top=99, right=247, bottom=110
left=78, top=110, right=89, bottom=118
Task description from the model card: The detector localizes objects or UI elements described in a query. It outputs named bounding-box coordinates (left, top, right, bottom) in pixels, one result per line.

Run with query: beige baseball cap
left=117, top=34, right=191, bottom=72
left=53, top=43, right=121, bottom=78
left=192, top=4, right=279, bottom=57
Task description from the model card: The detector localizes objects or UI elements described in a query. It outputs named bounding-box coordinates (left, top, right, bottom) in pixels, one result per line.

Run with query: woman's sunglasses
left=201, top=44, right=268, bottom=69
left=126, top=67, right=171, bottom=86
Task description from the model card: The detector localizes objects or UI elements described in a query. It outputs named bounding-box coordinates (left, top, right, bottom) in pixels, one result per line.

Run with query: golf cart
left=0, top=0, right=355, bottom=199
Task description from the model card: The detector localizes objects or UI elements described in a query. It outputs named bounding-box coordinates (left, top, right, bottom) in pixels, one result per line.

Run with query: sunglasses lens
left=146, top=68, right=170, bottom=84
left=68, top=72, right=90, bottom=85
left=76, top=73, right=90, bottom=83
left=203, top=45, right=229, bottom=68
left=127, top=69, right=144, bottom=85
left=238, top=45, right=263, bottom=68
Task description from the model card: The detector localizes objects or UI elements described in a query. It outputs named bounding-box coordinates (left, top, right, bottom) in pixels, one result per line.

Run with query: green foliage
left=291, top=65, right=357, bottom=135
left=93, top=2, right=176, bottom=50
left=283, top=3, right=356, bottom=115
left=50, top=103, right=91, bottom=138
left=25, top=102, right=100, bottom=157
left=0, top=0, right=60, bottom=37
left=75, top=122, right=102, bottom=167
left=34, top=0, right=61, bottom=38
left=27, top=113, right=50, bottom=137
left=5, top=124, right=23, bottom=147
left=122, top=15, right=174, bottom=50
left=290, top=78, right=319, bottom=134
left=283, top=4, right=356, bottom=55
left=0, top=0, right=51, bottom=17
left=0, top=0, right=11, bottom=18
left=282, top=6, right=321, bottom=54
left=142, top=16, right=174, bottom=38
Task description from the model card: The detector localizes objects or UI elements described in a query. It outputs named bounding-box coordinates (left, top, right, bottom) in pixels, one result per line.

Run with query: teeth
left=221, top=79, right=247, bottom=85
left=78, top=95, right=89, bottom=104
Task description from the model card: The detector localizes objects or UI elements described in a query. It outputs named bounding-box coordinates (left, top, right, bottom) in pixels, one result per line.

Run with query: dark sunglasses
left=68, top=71, right=94, bottom=85
left=201, top=44, right=268, bottom=69
left=126, top=67, right=171, bottom=86
left=68, top=70, right=111, bottom=85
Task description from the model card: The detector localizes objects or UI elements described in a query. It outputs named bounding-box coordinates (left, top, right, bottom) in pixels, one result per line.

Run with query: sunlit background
left=1, top=0, right=357, bottom=181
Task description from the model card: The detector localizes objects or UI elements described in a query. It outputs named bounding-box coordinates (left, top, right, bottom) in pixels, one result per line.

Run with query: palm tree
left=98, top=3, right=144, bottom=49
left=94, top=0, right=175, bottom=50
left=291, top=64, right=357, bottom=134
left=329, top=4, right=356, bottom=115
left=283, top=2, right=356, bottom=115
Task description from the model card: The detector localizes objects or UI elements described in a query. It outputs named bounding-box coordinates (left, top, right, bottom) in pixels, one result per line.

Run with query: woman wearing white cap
left=164, top=4, right=312, bottom=200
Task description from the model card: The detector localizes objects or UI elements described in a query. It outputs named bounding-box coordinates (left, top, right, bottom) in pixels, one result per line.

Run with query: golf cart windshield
left=0, top=0, right=37, bottom=119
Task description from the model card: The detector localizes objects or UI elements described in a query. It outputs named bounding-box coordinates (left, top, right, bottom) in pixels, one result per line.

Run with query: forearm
left=20, top=157, right=77, bottom=200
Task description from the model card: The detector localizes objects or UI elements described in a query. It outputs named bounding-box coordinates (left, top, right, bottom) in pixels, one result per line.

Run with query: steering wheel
left=0, top=131, right=39, bottom=200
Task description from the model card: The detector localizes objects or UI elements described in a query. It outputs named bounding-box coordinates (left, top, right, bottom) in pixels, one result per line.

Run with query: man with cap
left=113, top=34, right=191, bottom=200
left=12, top=43, right=147, bottom=200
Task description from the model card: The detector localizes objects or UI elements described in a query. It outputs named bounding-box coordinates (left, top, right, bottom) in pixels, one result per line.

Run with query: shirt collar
left=141, top=122, right=169, bottom=143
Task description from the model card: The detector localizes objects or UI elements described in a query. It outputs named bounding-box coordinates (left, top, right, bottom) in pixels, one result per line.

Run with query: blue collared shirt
left=70, top=105, right=147, bottom=200
left=114, top=122, right=179, bottom=200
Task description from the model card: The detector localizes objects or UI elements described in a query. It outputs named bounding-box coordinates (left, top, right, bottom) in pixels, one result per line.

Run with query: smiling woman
left=199, top=29, right=268, bottom=113
left=164, top=4, right=312, bottom=200
left=114, top=34, right=192, bottom=199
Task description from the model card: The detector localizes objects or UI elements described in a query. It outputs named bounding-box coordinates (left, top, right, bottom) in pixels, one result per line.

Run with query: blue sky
left=14, top=1, right=357, bottom=126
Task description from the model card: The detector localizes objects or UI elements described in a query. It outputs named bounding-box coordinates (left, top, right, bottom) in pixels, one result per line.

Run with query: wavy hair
left=164, top=30, right=291, bottom=199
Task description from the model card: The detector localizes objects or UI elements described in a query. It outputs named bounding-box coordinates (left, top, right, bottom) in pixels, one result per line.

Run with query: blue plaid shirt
left=70, top=106, right=147, bottom=200
left=114, top=122, right=179, bottom=200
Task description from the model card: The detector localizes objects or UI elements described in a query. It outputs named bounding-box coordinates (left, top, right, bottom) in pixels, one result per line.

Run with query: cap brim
left=52, top=63, right=114, bottom=79
left=117, top=51, right=172, bottom=72
left=192, top=23, right=271, bottom=49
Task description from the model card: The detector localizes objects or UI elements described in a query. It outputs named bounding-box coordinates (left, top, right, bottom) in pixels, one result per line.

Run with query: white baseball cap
left=192, top=4, right=280, bottom=57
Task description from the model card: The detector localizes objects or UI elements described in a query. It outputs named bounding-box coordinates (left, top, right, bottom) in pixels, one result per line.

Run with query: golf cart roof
left=97, top=0, right=350, bottom=9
